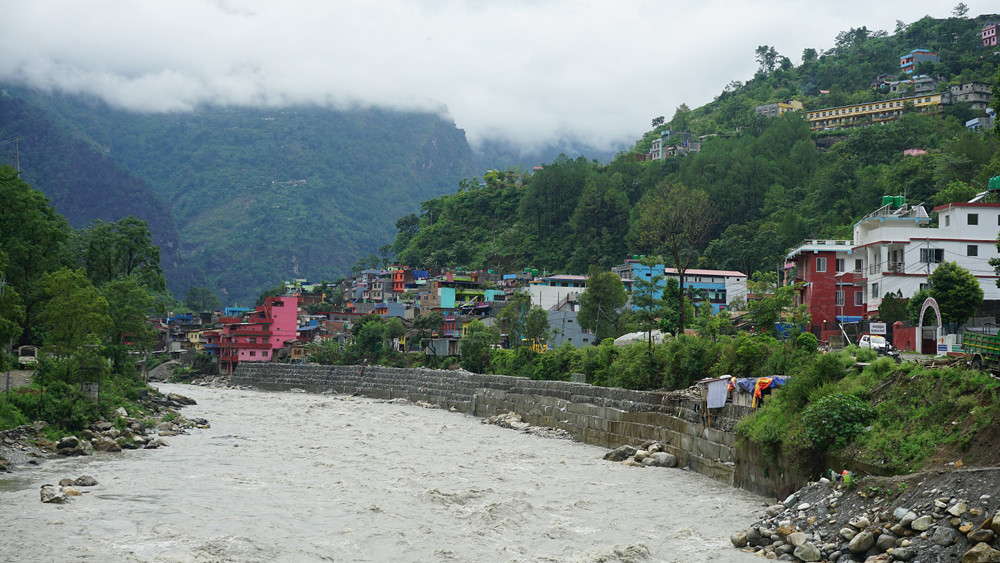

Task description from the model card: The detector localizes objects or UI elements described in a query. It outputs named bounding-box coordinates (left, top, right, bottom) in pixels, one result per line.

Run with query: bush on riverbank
left=0, top=351, right=150, bottom=436
left=736, top=356, right=1000, bottom=473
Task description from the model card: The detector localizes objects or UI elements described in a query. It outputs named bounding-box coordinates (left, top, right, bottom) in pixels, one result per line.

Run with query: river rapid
left=1, top=384, right=763, bottom=562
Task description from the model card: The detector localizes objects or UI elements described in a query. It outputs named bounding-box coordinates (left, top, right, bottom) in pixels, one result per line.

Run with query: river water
left=1, top=384, right=763, bottom=562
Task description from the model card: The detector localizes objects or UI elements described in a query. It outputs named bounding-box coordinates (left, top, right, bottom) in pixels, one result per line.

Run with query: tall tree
left=81, top=217, right=165, bottom=290
left=37, top=268, right=111, bottom=356
left=635, top=183, right=717, bottom=334
left=630, top=274, right=670, bottom=349
left=185, top=286, right=222, bottom=313
left=459, top=319, right=498, bottom=373
left=578, top=268, right=626, bottom=342
left=755, top=45, right=779, bottom=74
left=929, top=262, right=983, bottom=328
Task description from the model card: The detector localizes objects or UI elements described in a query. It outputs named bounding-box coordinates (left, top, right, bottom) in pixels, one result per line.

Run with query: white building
left=853, top=200, right=1000, bottom=314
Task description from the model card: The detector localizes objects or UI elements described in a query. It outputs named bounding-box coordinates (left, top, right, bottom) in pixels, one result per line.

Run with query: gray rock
left=114, top=407, right=128, bottom=418
left=782, top=494, right=797, bottom=508
left=730, top=532, right=748, bottom=548
left=910, top=515, right=933, bottom=531
left=848, top=529, right=875, bottom=554
left=56, top=436, right=79, bottom=450
left=827, top=550, right=841, bottom=562
left=960, top=542, right=1000, bottom=563
left=931, top=525, right=956, bottom=546
left=786, top=532, right=807, bottom=547
left=166, top=392, right=196, bottom=405
left=634, top=450, right=649, bottom=462
left=797, top=502, right=811, bottom=511
left=875, top=533, right=897, bottom=552
left=58, top=478, right=75, bottom=487
left=892, top=546, right=917, bottom=561
left=39, top=484, right=68, bottom=504
left=854, top=516, right=871, bottom=529
left=893, top=507, right=910, bottom=521
left=91, top=437, right=121, bottom=452
left=948, top=502, right=968, bottom=517
left=643, top=452, right=677, bottom=468
left=968, top=529, right=995, bottom=544
left=603, top=445, right=637, bottom=462
left=74, top=475, right=98, bottom=487
left=765, top=504, right=785, bottom=517
left=900, top=511, right=917, bottom=527
left=839, top=527, right=857, bottom=541
left=793, top=543, right=822, bottom=561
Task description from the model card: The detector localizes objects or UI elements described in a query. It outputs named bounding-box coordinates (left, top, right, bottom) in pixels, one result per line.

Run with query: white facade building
left=853, top=201, right=1000, bottom=314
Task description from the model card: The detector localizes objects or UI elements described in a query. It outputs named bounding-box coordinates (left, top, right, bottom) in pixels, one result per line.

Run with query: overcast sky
left=2, top=1, right=995, bottom=152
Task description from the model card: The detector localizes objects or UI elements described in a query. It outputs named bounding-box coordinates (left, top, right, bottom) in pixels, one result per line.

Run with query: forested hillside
left=392, top=14, right=1000, bottom=277
left=0, top=87, right=479, bottom=302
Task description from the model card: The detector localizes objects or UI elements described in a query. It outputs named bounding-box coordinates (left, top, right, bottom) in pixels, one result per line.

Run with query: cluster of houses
left=159, top=260, right=752, bottom=372
left=785, top=179, right=1000, bottom=352
left=752, top=39, right=996, bottom=133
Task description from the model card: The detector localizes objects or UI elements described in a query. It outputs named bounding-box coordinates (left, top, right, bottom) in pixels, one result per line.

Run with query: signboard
left=869, top=322, right=887, bottom=335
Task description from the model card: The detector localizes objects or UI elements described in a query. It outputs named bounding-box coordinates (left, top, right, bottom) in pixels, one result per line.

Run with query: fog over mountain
left=2, top=1, right=991, bottom=156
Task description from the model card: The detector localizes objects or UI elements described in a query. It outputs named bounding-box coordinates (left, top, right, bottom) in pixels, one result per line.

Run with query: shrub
left=801, top=392, right=875, bottom=449
left=0, top=401, right=28, bottom=430
left=796, top=332, right=819, bottom=352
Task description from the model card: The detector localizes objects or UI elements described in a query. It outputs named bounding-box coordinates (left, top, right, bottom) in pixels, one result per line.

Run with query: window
left=855, top=292, right=863, bottom=306
left=836, top=258, right=845, bottom=273
left=249, top=351, right=256, bottom=356
left=920, top=282, right=930, bottom=292
left=920, top=248, right=943, bottom=263
left=836, top=291, right=845, bottom=306
left=968, top=245, right=979, bottom=257
left=872, top=282, right=879, bottom=297
left=816, top=257, right=827, bottom=272
left=945, top=215, right=951, bottom=227
left=263, top=351, right=269, bottom=357
left=969, top=213, right=979, bottom=225
left=855, top=259, right=863, bottom=271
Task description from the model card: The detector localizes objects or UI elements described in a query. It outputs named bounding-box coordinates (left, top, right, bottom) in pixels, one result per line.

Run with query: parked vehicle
left=858, top=334, right=901, bottom=364
left=962, top=329, right=1000, bottom=372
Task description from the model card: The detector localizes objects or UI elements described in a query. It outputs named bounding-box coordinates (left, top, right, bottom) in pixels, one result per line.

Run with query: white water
left=0, top=385, right=763, bottom=562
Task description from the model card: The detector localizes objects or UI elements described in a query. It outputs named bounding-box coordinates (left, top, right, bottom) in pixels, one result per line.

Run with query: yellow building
left=805, top=93, right=947, bottom=131
left=183, top=329, right=206, bottom=352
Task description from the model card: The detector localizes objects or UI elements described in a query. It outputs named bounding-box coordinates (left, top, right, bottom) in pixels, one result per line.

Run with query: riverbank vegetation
left=0, top=166, right=172, bottom=437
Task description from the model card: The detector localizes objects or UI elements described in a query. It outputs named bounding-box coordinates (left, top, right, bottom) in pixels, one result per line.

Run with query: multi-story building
left=218, top=295, right=300, bottom=374
left=950, top=82, right=994, bottom=111
left=753, top=100, right=803, bottom=118
left=852, top=198, right=1000, bottom=315
left=804, top=92, right=949, bottom=131
left=983, top=21, right=998, bottom=47
left=899, top=48, right=938, bottom=74
left=785, top=240, right=867, bottom=337
left=666, top=268, right=748, bottom=313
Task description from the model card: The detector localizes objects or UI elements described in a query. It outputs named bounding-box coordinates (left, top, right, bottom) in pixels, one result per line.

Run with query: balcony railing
left=887, top=261, right=905, bottom=274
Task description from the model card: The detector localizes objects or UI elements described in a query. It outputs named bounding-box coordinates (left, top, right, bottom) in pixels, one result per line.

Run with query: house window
left=920, top=248, right=943, bottom=263
left=263, top=351, right=269, bottom=357
left=855, top=292, right=863, bottom=306
left=920, top=282, right=930, bottom=292
left=836, top=258, right=845, bottom=273
left=855, top=259, right=863, bottom=271
left=816, top=257, right=827, bottom=272
left=872, top=282, right=879, bottom=297
left=969, top=213, right=979, bottom=225
left=249, top=351, right=256, bottom=356
left=968, top=245, right=979, bottom=256
left=836, top=291, right=845, bottom=306
left=945, top=215, right=950, bottom=227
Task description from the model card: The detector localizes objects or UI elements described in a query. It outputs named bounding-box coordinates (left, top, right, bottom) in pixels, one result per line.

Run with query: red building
left=786, top=240, right=866, bottom=342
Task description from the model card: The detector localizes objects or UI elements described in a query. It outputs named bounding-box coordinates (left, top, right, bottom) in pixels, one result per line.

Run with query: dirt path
left=1, top=369, right=33, bottom=391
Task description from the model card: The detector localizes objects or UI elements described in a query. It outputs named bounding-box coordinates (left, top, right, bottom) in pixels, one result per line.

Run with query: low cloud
left=1, top=1, right=989, bottom=152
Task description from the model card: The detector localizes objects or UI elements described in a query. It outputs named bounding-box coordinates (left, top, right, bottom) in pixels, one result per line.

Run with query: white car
left=858, top=334, right=888, bottom=351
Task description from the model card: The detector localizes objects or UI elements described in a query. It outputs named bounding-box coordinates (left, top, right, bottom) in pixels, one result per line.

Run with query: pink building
left=219, top=295, right=300, bottom=373
left=983, top=21, right=997, bottom=47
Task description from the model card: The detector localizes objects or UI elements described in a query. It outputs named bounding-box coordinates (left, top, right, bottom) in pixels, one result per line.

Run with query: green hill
left=392, top=14, right=1000, bottom=277
left=0, top=87, right=479, bottom=302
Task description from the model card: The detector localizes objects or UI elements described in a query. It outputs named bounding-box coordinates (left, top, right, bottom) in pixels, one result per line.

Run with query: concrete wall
left=233, top=363, right=778, bottom=496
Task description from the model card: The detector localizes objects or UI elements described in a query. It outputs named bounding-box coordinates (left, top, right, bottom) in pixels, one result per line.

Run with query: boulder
left=786, top=532, right=807, bottom=547
left=840, top=527, right=857, bottom=541
left=847, top=529, right=875, bottom=554
left=40, top=484, right=68, bottom=504
left=991, top=515, right=1000, bottom=535
left=73, top=475, right=98, bottom=487
left=931, top=525, right=957, bottom=547
left=56, top=436, right=79, bottom=450
left=793, top=543, right=822, bottom=562
left=765, top=504, right=785, bottom=517
left=93, top=421, right=113, bottom=432
left=969, top=529, right=995, bottom=544
left=58, top=478, right=75, bottom=487
left=643, top=452, right=677, bottom=468
left=731, top=532, right=748, bottom=548
left=875, top=533, right=896, bottom=552
left=962, top=543, right=1000, bottom=563
left=603, top=445, right=638, bottom=462
left=91, top=437, right=122, bottom=452
left=62, top=486, right=82, bottom=496
left=893, top=547, right=917, bottom=561
left=910, top=515, right=933, bottom=531
left=166, top=393, right=196, bottom=405
left=114, top=407, right=128, bottom=418
left=634, top=450, right=649, bottom=462
left=782, top=494, right=797, bottom=508
left=892, top=507, right=910, bottom=521
left=949, top=502, right=969, bottom=517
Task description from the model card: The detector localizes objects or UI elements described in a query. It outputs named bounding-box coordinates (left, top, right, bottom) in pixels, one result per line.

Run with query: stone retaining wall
left=233, top=363, right=770, bottom=493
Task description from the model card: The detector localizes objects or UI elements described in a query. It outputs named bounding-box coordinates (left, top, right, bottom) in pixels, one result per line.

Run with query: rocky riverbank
left=731, top=468, right=1000, bottom=562
left=0, top=388, right=205, bottom=479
